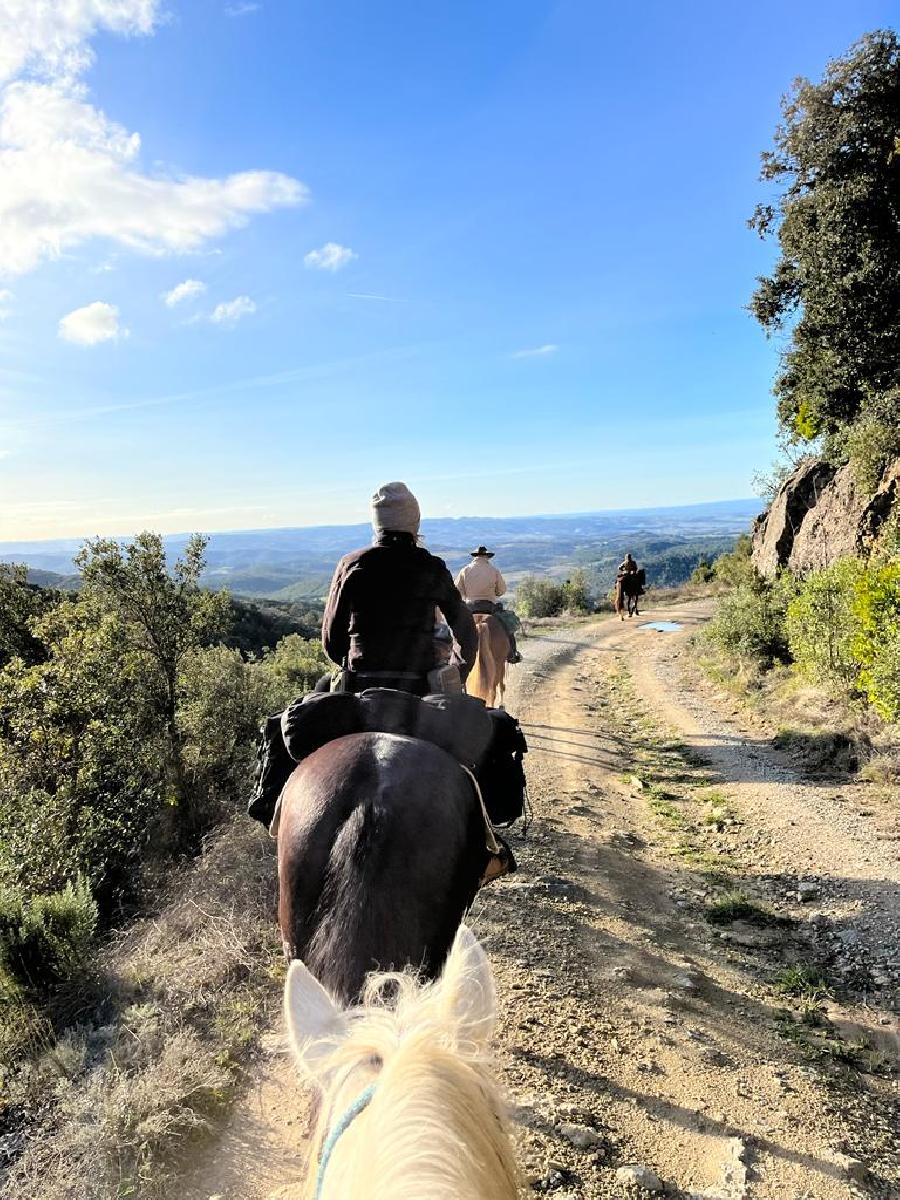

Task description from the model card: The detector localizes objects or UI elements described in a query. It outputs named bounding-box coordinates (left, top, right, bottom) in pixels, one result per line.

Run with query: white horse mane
left=285, top=926, right=519, bottom=1200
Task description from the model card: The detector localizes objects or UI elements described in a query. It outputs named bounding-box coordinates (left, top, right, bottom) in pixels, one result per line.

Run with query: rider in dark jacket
left=322, top=482, right=477, bottom=692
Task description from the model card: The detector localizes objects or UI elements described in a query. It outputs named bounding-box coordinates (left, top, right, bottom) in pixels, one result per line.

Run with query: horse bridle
left=314, top=1082, right=377, bottom=1199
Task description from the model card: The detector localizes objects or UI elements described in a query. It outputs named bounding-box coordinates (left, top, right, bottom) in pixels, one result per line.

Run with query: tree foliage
left=0, top=565, right=54, bottom=669
left=786, top=559, right=860, bottom=688
left=750, top=30, right=900, bottom=458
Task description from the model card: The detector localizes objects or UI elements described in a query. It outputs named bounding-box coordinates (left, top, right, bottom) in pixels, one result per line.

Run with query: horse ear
left=439, top=925, right=496, bottom=1047
left=284, top=959, right=348, bottom=1078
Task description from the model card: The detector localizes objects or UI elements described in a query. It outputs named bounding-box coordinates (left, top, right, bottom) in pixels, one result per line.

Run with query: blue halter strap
left=315, top=1082, right=376, bottom=1200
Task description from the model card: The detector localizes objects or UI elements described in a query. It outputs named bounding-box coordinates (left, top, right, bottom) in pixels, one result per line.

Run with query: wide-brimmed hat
left=470, top=545, right=494, bottom=558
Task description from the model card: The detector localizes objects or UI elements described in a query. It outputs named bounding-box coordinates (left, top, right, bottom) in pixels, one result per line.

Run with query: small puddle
left=638, top=620, right=683, bottom=633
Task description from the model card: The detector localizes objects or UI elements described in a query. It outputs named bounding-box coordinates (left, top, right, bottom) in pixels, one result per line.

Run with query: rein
left=315, top=1082, right=376, bottom=1199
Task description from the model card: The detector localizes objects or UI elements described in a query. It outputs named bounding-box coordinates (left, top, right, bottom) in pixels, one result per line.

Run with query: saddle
left=248, top=689, right=527, bottom=831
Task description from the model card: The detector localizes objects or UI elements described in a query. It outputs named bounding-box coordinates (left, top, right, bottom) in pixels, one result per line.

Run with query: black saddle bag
left=247, top=712, right=298, bottom=826
left=476, top=709, right=528, bottom=827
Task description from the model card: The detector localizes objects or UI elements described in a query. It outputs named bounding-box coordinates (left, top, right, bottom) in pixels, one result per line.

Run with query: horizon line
left=0, top=495, right=763, bottom=551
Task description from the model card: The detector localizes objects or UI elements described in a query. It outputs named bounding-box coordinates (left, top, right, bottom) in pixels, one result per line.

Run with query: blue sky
left=0, top=0, right=895, bottom=540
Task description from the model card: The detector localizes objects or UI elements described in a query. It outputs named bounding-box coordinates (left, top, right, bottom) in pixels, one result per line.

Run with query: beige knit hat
left=371, top=481, right=421, bottom=535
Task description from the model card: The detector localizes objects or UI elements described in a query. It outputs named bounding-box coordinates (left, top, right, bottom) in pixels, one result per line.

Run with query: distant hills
left=2, top=498, right=762, bottom=599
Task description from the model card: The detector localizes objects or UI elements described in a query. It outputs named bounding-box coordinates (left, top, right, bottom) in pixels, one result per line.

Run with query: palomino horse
left=466, top=614, right=510, bottom=708
left=277, top=731, right=488, bottom=1003
left=284, top=924, right=519, bottom=1200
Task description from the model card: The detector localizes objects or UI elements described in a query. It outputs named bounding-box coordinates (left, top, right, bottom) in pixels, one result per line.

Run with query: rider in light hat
left=455, top=546, right=522, bottom=663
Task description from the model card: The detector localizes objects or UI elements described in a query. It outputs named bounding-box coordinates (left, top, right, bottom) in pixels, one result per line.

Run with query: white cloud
left=163, top=278, right=206, bottom=307
left=210, top=295, right=256, bottom=326
left=0, top=2, right=307, bottom=279
left=0, top=1, right=159, bottom=86
left=304, top=242, right=357, bottom=272
left=511, top=343, right=558, bottom=359
left=58, top=300, right=126, bottom=345
left=0, top=288, right=12, bottom=319
left=225, top=2, right=260, bottom=15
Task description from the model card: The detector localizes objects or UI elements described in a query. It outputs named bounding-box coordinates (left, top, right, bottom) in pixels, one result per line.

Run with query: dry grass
left=0, top=820, right=281, bottom=1200
left=651, top=581, right=726, bottom=605
left=692, top=638, right=894, bottom=783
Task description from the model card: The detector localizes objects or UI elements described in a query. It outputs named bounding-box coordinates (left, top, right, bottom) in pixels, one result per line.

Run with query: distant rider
left=614, top=552, right=641, bottom=620
left=619, top=552, right=638, bottom=576
left=322, top=482, right=478, bottom=693
left=455, top=546, right=522, bottom=663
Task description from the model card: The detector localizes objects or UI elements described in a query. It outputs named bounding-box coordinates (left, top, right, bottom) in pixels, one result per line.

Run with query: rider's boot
left=481, top=836, right=517, bottom=885
left=506, top=634, right=522, bottom=665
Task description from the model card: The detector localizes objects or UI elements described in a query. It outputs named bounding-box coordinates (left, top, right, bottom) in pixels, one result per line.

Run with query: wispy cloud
left=163, top=278, right=206, bottom=307
left=304, top=242, right=357, bottom=272
left=511, top=343, right=558, bottom=359
left=6, top=344, right=426, bottom=427
left=0, top=1, right=306, bottom=278
left=225, top=2, right=261, bottom=14
left=58, top=301, right=126, bottom=346
left=347, top=292, right=405, bottom=303
left=210, top=295, right=256, bottom=326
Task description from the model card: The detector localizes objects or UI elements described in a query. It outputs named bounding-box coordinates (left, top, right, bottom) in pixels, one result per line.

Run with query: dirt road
left=179, top=603, right=900, bottom=1200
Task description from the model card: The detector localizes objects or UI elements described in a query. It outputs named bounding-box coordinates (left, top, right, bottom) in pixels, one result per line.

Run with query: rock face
left=786, top=462, right=868, bottom=573
left=752, top=457, right=900, bottom=577
left=751, top=460, right=835, bottom=577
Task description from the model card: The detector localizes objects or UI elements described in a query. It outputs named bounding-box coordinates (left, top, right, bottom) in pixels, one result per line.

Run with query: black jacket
left=322, top=534, right=478, bottom=678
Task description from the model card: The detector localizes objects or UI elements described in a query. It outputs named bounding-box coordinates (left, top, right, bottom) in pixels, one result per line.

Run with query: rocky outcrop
left=752, top=456, right=900, bottom=577
left=751, top=460, right=836, bottom=577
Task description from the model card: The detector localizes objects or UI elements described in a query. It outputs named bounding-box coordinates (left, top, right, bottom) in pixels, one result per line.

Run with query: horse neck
left=312, top=1036, right=517, bottom=1200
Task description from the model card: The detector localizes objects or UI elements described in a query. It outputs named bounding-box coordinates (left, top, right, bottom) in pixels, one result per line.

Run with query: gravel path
left=176, top=611, right=900, bottom=1200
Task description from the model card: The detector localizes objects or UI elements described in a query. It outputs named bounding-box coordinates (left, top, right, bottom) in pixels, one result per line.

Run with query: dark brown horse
left=277, top=730, right=488, bottom=1003
left=615, top=570, right=644, bottom=619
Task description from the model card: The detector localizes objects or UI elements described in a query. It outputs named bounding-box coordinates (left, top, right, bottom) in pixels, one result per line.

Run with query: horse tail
left=467, top=619, right=494, bottom=702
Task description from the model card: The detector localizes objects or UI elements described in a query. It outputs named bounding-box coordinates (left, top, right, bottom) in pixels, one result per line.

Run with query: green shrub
left=691, top=557, right=716, bottom=584
left=177, top=645, right=271, bottom=833
left=516, top=577, right=566, bottom=618
left=0, top=878, right=97, bottom=996
left=706, top=574, right=794, bottom=665
left=844, top=390, right=900, bottom=494
left=853, top=561, right=900, bottom=720
left=786, top=559, right=859, bottom=690
left=562, top=569, right=592, bottom=614
left=254, top=633, right=332, bottom=710
left=712, top=534, right=755, bottom=588
left=515, top=570, right=592, bottom=618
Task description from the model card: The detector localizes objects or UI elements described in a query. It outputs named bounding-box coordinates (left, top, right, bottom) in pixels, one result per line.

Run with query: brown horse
left=466, top=615, right=509, bottom=708
left=277, top=730, right=487, bottom=1003
left=615, top=571, right=643, bottom=620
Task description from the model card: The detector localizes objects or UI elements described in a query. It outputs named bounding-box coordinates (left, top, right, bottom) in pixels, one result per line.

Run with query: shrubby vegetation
left=0, top=533, right=330, bottom=1068
left=704, top=541, right=900, bottom=724
left=516, top=568, right=593, bottom=617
